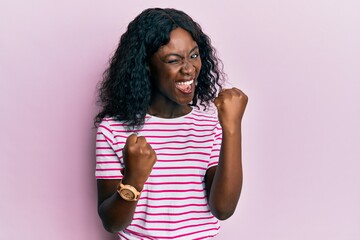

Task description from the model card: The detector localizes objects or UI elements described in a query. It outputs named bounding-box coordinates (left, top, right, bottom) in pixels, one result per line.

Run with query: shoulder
left=97, top=116, right=130, bottom=134
left=189, top=108, right=222, bottom=135
left=189, top=108, right=219, bottom=123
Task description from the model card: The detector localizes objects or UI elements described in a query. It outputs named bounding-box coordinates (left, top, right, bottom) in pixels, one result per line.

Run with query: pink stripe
left=208, top=162, right=218, bottom=168
left=134, top=210, right=210, bottom=216
left=149, top=139, right=213, bottom=144
left=141, top=189, right=204, bottom=193
left=122, top=229, right=151, bottom=239
left=192, top=230, right=219, bottom=240
left=154, top=146, right=212, bottom=150
left=136, top=203, right=208, bottom=209
left=96, top=158, right=122, bottom=163
left=157, top=159, right=207, bottom=163
left=112, top=127, right=215, bottom=133
left=98, top=152, right=124, bottom=160
left=124, top=226, right=219, bottom=239
left=96, top=154, right=117, bottom=157
left=132, top=216, right=213, bottom=224
left=145, top=181, right=203, bottom=185
left=129, top=221, right=218, bottom=232
left=114, top=133, right=214, bottom=139
left=114, top=148, right=123, bottom=153
left=184, top=116, right=217, bottom=123
left=190, top=112, right=217, bottom=118
left=97, top=170, right=206, bottom=175
left=96, top=161, right=119, bottom=164
left=156, top=152, right=210, bottom=156
left=96, top=168, right=121, bottom=171
left=152, top=166, right=206, bottom=170
left=112, top=139, right=213, bottom=145
left=96, top=146, right=112, bottom=149
left=149, top=174, right=202, bottom=178
left=110, top=122, right=216, bottom=127
left=98, top=124, right=113, bottom=133
left=139, top=196, right=206, bottom=201
left=117, top=232, right=129, bottom=240
left=97, top=133, right=113, bottom=144
left=96, top=175, right=122, bottom=179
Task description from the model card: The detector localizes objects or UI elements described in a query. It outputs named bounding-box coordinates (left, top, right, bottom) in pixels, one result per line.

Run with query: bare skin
left=207, top=87, right=248, bottom=219
left=97, top=135, right=157, bottom=232
left=97, top=28, right=248, bottom=232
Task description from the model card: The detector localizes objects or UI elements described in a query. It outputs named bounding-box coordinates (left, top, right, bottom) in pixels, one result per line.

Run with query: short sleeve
left=95, top=119, right=124, bottom=179
left=208, top=122, right=222, bottom=169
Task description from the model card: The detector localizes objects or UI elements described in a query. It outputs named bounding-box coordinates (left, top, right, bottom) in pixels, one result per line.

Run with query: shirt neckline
left=146, top=107, right=194, bottom=121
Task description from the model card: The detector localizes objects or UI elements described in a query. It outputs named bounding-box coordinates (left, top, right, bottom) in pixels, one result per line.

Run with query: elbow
left=209, top=200, right=237, bottom=220
left=100, top=216, right=131, bottom=233
left=103, top=224, right=118, bottom=234
left=98, top=208, right=131, bottom=233
left=207, top=189, right=242, bottom=220
left=211, top=207, right=235, bottom=220
left=102, top=221, right=122, bottom=234
left=103, top=225, right=123, bottom=234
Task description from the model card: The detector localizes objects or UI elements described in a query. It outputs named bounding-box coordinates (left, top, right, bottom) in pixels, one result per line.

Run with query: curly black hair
left=95, top=8, right=224, bottom=129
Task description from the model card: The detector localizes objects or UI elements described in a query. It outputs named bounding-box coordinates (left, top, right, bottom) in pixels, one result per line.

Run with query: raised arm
left=205, top=87, right=248, bottom=220
left=97, top=134, right=157, bottom=232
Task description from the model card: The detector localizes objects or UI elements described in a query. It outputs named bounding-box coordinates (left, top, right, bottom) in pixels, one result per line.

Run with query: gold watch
left=117, top=180, right=141, bottom=201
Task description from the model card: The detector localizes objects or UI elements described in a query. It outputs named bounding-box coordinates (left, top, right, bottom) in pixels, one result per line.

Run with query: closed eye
left=167, top=59, right=180, bottom=64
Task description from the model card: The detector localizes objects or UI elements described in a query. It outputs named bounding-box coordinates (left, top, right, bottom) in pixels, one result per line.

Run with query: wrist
left=221, top=124, right=241, bottom=136
left=117, top=180, right=142, bottom=201
left=121, top=176, right=144, bottom=192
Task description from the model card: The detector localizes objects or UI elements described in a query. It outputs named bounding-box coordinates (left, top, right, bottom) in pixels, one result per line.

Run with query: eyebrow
left=164, top=46, right=199, bottom=58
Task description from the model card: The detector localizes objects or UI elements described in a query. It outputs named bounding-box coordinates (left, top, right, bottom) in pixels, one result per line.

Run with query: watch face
left=120, top=189, right=135, bottom=200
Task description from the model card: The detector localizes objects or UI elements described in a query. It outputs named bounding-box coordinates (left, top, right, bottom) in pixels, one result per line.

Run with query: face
left=149, top=27, right=202, bottom=109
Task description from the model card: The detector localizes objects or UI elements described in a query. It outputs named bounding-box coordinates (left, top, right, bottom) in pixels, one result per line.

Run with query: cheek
left=154, top=67, right=178, bottom=88
left=162, top=66, right=180, bottom=79
left=150, top=65, right=170, bottom=83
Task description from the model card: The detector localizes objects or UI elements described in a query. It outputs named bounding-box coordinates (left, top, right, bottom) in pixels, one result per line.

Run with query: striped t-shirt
left=95, top=108, right=223, bottom=239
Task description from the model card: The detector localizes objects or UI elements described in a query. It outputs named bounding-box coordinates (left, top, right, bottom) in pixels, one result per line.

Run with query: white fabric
left=96, top=108, right=222, bottom=239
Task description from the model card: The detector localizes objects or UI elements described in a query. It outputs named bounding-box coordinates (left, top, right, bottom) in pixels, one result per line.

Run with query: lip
left=175, top=79, right=194, bottom=85
left=176, top=77, right=195, bottom=83
left=175, top=79, right=195, bottom=95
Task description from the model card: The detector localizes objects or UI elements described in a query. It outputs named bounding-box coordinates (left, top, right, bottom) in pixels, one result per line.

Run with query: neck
left=148, top=101, right=192, bottom=119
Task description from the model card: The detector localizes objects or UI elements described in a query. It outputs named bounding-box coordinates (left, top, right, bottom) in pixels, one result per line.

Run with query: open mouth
left=175, top=80, right=194, bottom=94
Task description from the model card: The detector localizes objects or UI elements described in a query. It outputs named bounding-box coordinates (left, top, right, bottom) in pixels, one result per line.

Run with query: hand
left=214, top=87, right=248, bottom=132
left=122, top=134, right=157, bottom=190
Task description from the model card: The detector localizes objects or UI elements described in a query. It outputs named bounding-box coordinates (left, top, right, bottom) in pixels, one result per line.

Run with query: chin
left=177, top=96, right=194, bottom=105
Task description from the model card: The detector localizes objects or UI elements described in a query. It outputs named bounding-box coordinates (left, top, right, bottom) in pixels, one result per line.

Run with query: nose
left=181, top=61, right=195, bottom=75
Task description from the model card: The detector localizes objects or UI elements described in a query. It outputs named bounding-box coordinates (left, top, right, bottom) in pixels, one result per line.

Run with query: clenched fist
left=214, top=87, right=248, bottom=132
left=122, top=134, right=157, bottom=190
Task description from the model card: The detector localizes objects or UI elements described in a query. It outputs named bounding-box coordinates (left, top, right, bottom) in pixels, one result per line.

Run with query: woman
left=95, top=8, right=248, bottom=239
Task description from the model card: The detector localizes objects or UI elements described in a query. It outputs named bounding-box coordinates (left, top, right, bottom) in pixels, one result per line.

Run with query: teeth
left=176, top=80, right=193, bottom=85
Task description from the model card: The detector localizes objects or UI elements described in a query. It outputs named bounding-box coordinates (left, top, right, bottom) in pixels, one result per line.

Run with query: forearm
left=98, top=182, right=138, bottom=233
left=208, top=126, right=243, bottom=220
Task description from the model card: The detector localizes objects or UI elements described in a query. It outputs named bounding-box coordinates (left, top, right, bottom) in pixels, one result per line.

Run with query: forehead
left=157, top=28, right=198, bottom=55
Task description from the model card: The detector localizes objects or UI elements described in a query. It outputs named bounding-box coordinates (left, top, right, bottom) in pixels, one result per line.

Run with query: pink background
left=1, top=1, right=359, bottom=239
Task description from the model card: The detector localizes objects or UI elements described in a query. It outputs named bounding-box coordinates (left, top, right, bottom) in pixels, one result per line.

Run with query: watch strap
left=117, top=180, right=141, bottom=201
